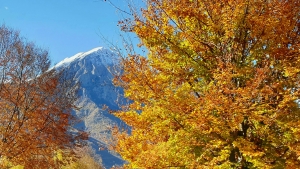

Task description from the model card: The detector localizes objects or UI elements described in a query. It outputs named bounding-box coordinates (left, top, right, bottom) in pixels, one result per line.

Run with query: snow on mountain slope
left=54, top=47, right=125, bottom=168
left=54, top=47, right=115, bottom=68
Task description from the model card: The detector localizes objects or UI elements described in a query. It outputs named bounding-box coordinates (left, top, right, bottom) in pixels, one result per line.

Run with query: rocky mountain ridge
left=54, top=47, right=125, bottom=168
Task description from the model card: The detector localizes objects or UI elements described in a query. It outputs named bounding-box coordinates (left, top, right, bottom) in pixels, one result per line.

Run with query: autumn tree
left=62, top=146, right=104, bottom=169
left=112, top=0, right=300, bottom=168
left=0, top=25, right=84, bottom=168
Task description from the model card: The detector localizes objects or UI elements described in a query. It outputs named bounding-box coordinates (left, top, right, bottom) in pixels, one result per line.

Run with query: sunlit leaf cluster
left=113, top=0, right=300, bottom=168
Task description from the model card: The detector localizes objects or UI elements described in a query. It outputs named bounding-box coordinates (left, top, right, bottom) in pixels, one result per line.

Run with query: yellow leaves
left=233, top=138, right=264, bottom=158
left=284, top=66, right=300, bottom=77
left=10, top=165, right=24, bottom=169
left=0, top=156, right=24, bottom=169
left=54, top=149, right=64, bottom=161
left=115, top=110, right=146, bottom=128
left=113, top=0, right=300, bottom=168
left=0, top=157, right=11, bottom=168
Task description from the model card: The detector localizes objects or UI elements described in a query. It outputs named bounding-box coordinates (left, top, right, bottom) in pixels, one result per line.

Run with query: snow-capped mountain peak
left=54, top=47, right=116, bottom=68
left=84, top=46, right=104, bottom=55
left=53, top=47, right=125, bottom=168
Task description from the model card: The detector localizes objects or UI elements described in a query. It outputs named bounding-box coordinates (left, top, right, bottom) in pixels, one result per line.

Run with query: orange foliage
left=113, top=0, right=300, bottom=168
left=0, top=25, right=84, bottom=168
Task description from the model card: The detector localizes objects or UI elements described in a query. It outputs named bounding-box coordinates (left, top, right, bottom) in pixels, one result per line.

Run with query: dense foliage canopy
left=113, top=0, right=300, bottom=168
left=0, top=25, right=83, bottom=168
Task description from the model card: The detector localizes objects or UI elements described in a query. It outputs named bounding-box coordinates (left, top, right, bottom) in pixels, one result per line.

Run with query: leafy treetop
left=113, top=0, right=300, bottom=168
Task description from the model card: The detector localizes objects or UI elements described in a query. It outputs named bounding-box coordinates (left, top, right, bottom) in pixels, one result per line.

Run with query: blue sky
left=0, top=0, right=141, bottom=65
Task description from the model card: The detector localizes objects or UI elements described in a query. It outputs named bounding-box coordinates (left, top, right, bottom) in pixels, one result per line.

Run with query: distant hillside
left=54, top=47, right=126, bottom=169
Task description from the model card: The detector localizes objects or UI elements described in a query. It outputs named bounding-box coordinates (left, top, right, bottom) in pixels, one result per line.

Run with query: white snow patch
left=53, top=47, right=116, bottom=69
left=83, top=46, right=104, bottom=56
left=92, top=64, right=96, bottom=74
left=54, top=52, right=84, bottom=68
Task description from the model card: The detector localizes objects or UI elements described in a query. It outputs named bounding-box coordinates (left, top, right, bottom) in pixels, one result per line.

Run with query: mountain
left=53, top=47, right=126, bottom=168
